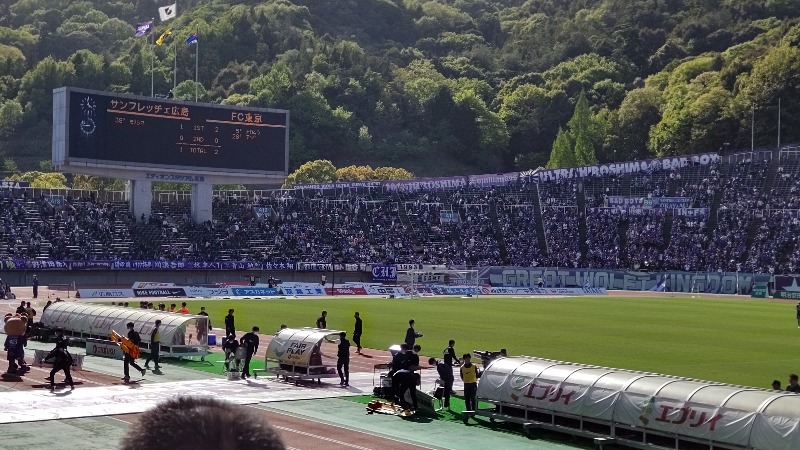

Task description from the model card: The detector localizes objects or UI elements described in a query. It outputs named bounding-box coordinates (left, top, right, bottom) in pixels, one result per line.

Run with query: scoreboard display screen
left=64, top=88, right=288, bottom=174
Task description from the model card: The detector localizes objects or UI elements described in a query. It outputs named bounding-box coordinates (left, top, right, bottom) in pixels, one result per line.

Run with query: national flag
left=185, top=33, right=198, bottom=45
left=158, top=3, right=177, bottom=21
left=135, top=20, right=153, bottom=37
left=156, top=29, right=172, bottom=46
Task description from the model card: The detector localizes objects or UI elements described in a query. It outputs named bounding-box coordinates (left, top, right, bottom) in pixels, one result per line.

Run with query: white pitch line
left=273, top=425, right=373, bottom=450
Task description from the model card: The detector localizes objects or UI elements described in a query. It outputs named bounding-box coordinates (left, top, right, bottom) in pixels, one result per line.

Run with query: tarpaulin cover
left=40, top=302, right=209, bottom=347
left=477, top=356, right=800, bottom=448
left=265, top=327, right=343, bottom=367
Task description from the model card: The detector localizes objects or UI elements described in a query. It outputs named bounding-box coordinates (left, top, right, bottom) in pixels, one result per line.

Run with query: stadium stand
left=4, top=149, right=799, bottom=273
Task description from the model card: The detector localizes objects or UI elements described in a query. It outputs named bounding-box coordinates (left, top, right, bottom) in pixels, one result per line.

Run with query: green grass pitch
left=145, top=295, right=796, bottom=389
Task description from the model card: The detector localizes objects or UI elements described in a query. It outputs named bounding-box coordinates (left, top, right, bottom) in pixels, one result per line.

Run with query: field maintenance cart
left=253, top=327, right=342, bottom=385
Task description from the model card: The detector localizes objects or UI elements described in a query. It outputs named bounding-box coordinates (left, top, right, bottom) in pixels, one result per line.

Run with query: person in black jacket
left=316, top=311, right=327, bottom=328
left=225, top=309, right=235, bottom=336
left=144, top=320, right=162, bottom=371
left=404, top=319, right=422, bottom=348
left=429, top=357, right=455, bottom=408
left=239, top=327, right=260, bottom=379
left=337, top=331, right=350, bottom=386
left=124, top=322, right=146, bottom=382
left=223, top=334, right=241, bottom=372
left=353, top=312, right=363, bottom=354
left=44, top=330, right=74, bottom=390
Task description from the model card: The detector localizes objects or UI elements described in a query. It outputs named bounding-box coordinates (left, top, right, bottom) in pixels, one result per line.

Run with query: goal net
left=397, top=269, right=480, bottom=298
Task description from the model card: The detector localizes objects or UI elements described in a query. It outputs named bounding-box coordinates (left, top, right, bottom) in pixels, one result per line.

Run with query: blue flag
left=186, top=33, right=198, bottom=45
left=135, top=20, right=153, bottom=37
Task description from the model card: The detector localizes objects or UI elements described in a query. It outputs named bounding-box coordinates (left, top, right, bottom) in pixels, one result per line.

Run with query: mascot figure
left=3, top=313, right=29, bottom=377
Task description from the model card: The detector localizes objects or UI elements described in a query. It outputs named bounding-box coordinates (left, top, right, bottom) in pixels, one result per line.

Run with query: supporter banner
left=132, top=282, right=175, bottom=289
left=426, top=285, right=480, bottom=295
left=479, top=267, right=770, bottom=295
left=468, top=172, right=519, bottom=187
left=383, top=176, right=468, bottom=193
left=675, top=208, right=709, bottom=217
left=371, top=264, right=397, bottom=282
left=480, top=286, right=608, bottom=295
left=133, top=288, right=187, bottom=297
left=279, top=282, right=326, bottom=296
left=0, top=181, right=29, bottom=189
left=607, top=197, right=691, bottom=209
left=440, top=210, right=460, bottom=224
left=229, top=287, right=279, bottom=296
left=0, top=259, right=297, bottom=271
left=294, top=181, right=382, bottom=190
left=296, top=262, right=331, bottom=272
left=252, top=206, right=273, bottom=219
left=325, top=286, right=368, bottom=295
left=78, top=289, right=136, bottom=298
left=70, top=261, right=114, bottom=270
left=396, top=263, right=421, bottom=271
left=773, top=275, right=800, bottom=299
left=522, top=152, right=719, bottom=183
left=47, top=196, right=65, bottom=206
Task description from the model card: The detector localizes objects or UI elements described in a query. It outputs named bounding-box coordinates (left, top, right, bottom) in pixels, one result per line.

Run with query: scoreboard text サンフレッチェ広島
left=66, top=89, right=288, bottom=174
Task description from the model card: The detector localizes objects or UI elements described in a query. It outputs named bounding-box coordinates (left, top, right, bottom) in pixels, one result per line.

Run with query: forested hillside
left=1, top=0, right=800, bottom=177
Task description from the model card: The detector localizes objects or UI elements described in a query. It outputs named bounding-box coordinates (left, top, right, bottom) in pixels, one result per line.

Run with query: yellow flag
left=156, top=29, right=172, bottom=46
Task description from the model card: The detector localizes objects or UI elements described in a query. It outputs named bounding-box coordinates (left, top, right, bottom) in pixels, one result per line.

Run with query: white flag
left=158, top=3, right=177, bottom=21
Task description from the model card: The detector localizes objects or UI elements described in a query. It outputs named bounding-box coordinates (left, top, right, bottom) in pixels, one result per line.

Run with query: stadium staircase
left=488, top=204, right=509, bottom=262
left=576, top=182, right=588, bottom=263
left=617, top=218, right=630, bottom=265
left=742, top=149, right=781, bottom=263
left=705, top=187, right=724, bottom=240
left=531, top=183, right=549, bottom=256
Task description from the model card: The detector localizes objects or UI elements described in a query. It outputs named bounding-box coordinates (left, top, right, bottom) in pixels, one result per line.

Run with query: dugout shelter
left=39, top=302, right=209, bottom=358
left=477, top=356, right=800, bottom=450
left=254, top=327, right=342, bottom=385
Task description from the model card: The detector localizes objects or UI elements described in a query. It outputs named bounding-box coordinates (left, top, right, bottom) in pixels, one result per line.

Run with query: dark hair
left=462, top=353, right=471, bottom=359
left=322, top=310, right=327, bottom=315
left=448, top=339, right=455, bottom=346
left=413, top=344, right=421, bottom=352
left=155, top=320, right=161, bottom=325
left=126, top=322, right=134, bottom=328
left=339, top=332, right=346, bottom=338
left=400, top=343, right=409, bottom=350
left=119, top=397, right=285, bottom=450
left=409, top=319, right=414, bottom=325
left=252, top=326, right=260, bottom=332
left=428, top=357, right=437, bottom=365
left=791, top=374, right=799, bottom=381
left=229, top=309, right=234, bottom=313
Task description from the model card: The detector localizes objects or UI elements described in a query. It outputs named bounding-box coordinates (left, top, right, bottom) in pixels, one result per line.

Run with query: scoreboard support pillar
left=129, top=179, right=152, bottom=223
left=191, top=183, right=213, bottom=224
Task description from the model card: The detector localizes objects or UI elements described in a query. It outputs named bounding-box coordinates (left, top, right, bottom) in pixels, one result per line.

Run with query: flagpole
left=173, top=1, right=177, bottom=92
left=173, top=38, right=177, bottom=91
left=150, top=31, right=154, bottom=97
left=195, top=38, right=198, bottom=102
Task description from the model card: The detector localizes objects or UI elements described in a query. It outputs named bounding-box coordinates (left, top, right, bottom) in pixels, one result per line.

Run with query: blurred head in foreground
left=119, top=396, right=285, bottom=450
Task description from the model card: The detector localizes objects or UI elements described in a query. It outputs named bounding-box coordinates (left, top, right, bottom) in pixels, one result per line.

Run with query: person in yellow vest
left=460, top=353, right=480, bottom=411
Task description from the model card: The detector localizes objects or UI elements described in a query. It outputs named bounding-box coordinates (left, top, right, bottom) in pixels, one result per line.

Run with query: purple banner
left=522, top=152, right=719, bottom=183
left=295, top=181, right=382, bottom=190
left=371, top=264, right=397, bottom=282
left=468, top=172, right=519, bottom=187
left=383, top=176, right=468, bottom=193
left=69, top=261, right=114, bottom=270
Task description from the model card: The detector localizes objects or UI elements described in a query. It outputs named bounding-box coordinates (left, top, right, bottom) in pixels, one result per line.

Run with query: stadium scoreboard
left=52, top=87, right=289, bottom=176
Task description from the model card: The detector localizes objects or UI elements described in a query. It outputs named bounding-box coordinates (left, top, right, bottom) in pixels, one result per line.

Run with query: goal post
left=397, top=269, right=480, bottom=297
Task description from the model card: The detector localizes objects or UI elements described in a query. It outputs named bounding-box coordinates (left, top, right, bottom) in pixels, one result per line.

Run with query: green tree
left=283, top=159, right=337, bottom=187
left=374, top=167, right=414, bottom=180
left=547, top=128, right=576, bottom=168
left=7, top=170, right=67, bottom=188
left=0, top=99, right=23, bottom=136
left=566, top=91, right=599, bottom=165
left=336, top=165, right=375, bottom=181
